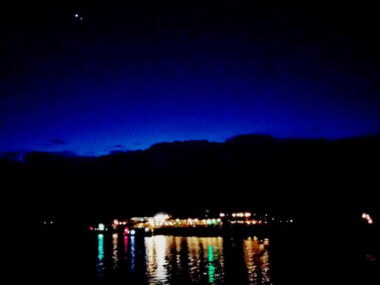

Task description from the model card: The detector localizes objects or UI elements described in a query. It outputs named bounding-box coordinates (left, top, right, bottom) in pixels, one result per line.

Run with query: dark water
left=12, top=225, right=377, bottom=285
left=95, top=234, right=270, bottom=285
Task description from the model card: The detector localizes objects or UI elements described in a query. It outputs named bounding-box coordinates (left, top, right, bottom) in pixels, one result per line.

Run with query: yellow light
left=113, top=219, right=119, bottom=225
left=245, top=212, right=251, bottom=217
left=220, top=213, right=225, bottom=217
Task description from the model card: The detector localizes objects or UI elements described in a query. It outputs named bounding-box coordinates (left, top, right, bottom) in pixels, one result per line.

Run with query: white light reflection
left=112, top=233, right=118, bottom=269
left=145, top=235, right=169, bottom=284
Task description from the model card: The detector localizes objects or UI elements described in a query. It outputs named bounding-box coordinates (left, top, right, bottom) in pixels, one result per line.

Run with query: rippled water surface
left=95, top=234, right=270, bottom=285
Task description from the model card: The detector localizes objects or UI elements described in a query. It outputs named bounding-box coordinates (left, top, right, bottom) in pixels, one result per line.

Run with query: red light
left=124, top=227, right=129, bottom=234
left=89, top=226, right=93, bottom=231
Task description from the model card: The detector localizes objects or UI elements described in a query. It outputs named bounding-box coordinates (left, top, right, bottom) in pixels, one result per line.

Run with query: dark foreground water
left=15, top=225, right=377, bottom=285
left=95, top=234, right=270, bottom=285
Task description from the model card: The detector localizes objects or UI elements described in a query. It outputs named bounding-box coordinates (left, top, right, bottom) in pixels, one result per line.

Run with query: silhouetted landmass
left=2, top=134, right=379, bottom=225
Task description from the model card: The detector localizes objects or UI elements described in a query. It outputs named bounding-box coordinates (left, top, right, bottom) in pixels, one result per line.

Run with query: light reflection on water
left=96, top=235, right=270, bottom=284
left=243, top=237, right=270, bottom=284
left=97, top=234, right=105, bottom=276
left=130, top=236, right=136, bottom=273
left=112, top=233, right=118, bottom=269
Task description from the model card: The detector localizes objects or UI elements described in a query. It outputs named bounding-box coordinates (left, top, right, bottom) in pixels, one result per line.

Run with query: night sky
left=1, top=0, right=379, bottom=155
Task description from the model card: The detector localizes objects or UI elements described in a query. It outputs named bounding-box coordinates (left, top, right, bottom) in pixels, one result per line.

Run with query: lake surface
left=95, top=234, right=271, bottom=285
left=25, top=225, right=377, bottom=285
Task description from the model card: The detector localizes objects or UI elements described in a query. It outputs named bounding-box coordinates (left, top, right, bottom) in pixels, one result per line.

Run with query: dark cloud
left=51, top=139, right=68, bottom=145
left=112, top=145, right=125, bottom=148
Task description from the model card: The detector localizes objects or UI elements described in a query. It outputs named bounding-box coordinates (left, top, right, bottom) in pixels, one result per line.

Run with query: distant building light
left=154, top=213, right=169, bottom=224
left=220, top=213, right=225, bottom=217
left=362, top=213, right=374, bottom=225
left=98, top=223, right=105, bottom=231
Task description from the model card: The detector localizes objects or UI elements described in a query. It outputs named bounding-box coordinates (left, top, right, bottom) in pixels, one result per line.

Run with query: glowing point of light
left=154, top=213, right=168, bottom=222
left=74, top=14, right=79, bottom=18
left=145, top=228, right=149, bottom=232
left=98, top=223, right=105, bottom=231
left=362, top=213, right=374, bottom=225
left=130, top=229, right=136, bottom=235
left=220, top=213, right=225, bottom=217
left=89, top=226, right=93, bottom=231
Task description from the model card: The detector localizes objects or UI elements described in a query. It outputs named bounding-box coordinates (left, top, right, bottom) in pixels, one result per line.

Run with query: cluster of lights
left=90, top=211, right=296, bottom=233
left=362, top=213, right=374, bottom=225
left=74, top=13, right=84, bottom=21
left=150, top=216, right=222, bottom=228
left=231, top=220, right=261, bottom=225
left=113, top=219, right=127, bottom=225
left=232, top=212, right=251, bottom=218
left=90, top=223, right=108, bottom=231
left=149, top=213, right=170, bottom=227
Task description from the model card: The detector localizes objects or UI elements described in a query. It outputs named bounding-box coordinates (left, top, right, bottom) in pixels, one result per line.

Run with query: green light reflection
left=208, top=245, right=215, bottom=284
